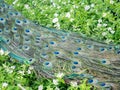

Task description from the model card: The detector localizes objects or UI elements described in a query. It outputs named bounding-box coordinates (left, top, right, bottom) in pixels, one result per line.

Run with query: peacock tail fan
left=0, top=0, right=120, bottom=89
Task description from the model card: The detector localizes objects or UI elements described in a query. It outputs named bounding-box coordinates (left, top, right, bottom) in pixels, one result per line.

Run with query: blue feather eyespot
left=54, top=51, right=60, bottom=55
left=43, top=61, right=52, bottom=69
left=77, top=47, right=81, bottom=50
left=100, top=82, right=106, bottom=86
left=79, top=74, right=84, bottom=77
left=12, top=27, right=18, bottom=32
left=15, top=19, right=23, bottom=25
left=73, top=61, right=78, bottom=65
left=8, top=12, right=13, bottom=16
left=0, top=29, right=2, bottom=34
left=100, top=47, right=105, bottom=52
left=0, top=18, right=4, bottom=21
left=108, top=46, right=112, bottom=50
left=23, top=45, right=30, bottom=50
left=88, top=79, right=93, bottom=83
left=23, top=19, right=27, bottom=23
left=36, top=37, right=40, bottom=40
left=76, top=39, right=81, bottom=43
left=73, top=51, right=79, bottom=55
left=45, top=62, right=49, bottom=65
left=4, top=39, right=10, bottom=44
left=28, top=58, right=35, bottom=63
left=101, top=59, right=106, bottom=64
left=29, top=58, right=33, bottom=62
left=50, top=41, right=55, bottom=45
left=0, top=17, right=5, bottom=23
left=72, top=66, right=76, bottom=69
left=26, top=29, right=30, bottom=32
left=117, top=50, right=120, bottom=54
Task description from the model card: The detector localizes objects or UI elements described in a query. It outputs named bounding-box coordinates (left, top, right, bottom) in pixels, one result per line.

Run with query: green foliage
left=4, top=0, right=120, bottom=44
left=0, top=53, right=96, bottom=90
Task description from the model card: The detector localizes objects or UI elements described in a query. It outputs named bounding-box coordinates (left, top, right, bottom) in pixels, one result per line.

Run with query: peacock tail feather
left=0, top=0, right=120, bottom=89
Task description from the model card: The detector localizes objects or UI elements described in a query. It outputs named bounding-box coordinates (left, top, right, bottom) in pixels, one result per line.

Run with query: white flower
left=91, top=4, right=95, bottom=7
left=38, top=85, right=43, bottom=90
left=52, top=18, right=58, bottom=23
left=0, top=49, right=4, bottom=55
left=84, top=5, right=90, bottom=11
left=10, top=66, right=16, bottom=69
left=17, top=84, right=26, bottom=90
left=27, top=70, right=31, bottom=74
left=2, top=82, right=8, bottom=87
left=103, top=23, right=107, bottom=27
left=66, top=12, right=71, bottom=18
left=18, top=70, right=25, bottom=75
left=54, top=13, right=58, bottom=17
left=70, top=81, right=77, bottom=87
left=102, top=32, right=107, bottom=36
left=4, top=51, right=10, bottom=55
left=53, top=79, right=58, bottom=85
left=70, top=18, right=74, bottom=22
left=55, top=87, right=60, bottom=90
left=54, top=23, right=60, bottom=29
left=97, top=23, right=102, bottom=27
left=102, top=13, right=107, bottom=17
left=110, top=0, right=114, bottom=4
left=29, top=66, right=34, bottom=70
left=110, top=30, right=115, bottom=34
left=107, top=27, right=112, bottom=31
left=98, top=19, right=102, bottom=23
left=56, top=72, right=64, bottom=78
left=13, top=0, right=18, bottom=5
left=24, top=4, right=30, bottom=9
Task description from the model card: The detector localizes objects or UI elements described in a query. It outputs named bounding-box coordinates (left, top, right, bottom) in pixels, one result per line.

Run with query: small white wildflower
left=107, top=27, right=112, bottom=31
left=52, top=3, right=56, bottom=7
left=54, top=13, right=58, bottom=17
left=18, top=70, right=25, bottom=75
left=38, top=85, right=43, bottom=90
left=110, top=30, right=115, bottom=34
left=103, top=23, right=107, bottom=27
left=84, top=5, right=90, bottom=11
left=91, top=4, right=95, bottom=7
left=27, top=70, right=31, bottom=74
left=56, top=72, right=64, bottom=78
left=103, top=13, right=107, bottom=17
left=97, top=23, right=102, bottom=27
left=66, top=12, right=71, bottom=18
left=70, top=81, right=77, bottom=87
left=0, top=49, right=4, bottom=55
left=17, top=84, right=26, bottom=90
left=52, top=18, right=58, bottom=23
left=70, top=18, right=74, bottom=22
left=4, top=51, right=10, bottom=55
left=8, top=70, right=13, bottom=74
left=102, top=32, right=107, bottom=36
left=55, top=87, right=60, bottom=90
left=110, top=0, right=114, bottom=4
left=2, top=82, right=8, bottom=87
left=57, top=6, right=61, bottom=9
left=54, top=22, right=60, bottom=29
left=98, top=19, right=102, bottom=23
left=53, top=79, right=59, bottom=85
left=10, top=66, right=16, bottom=69
left=29, top=66, right=34, bottom=70
left=24, top=4, right=30, bottom=9
left=13, top=0, right=18, bottom=5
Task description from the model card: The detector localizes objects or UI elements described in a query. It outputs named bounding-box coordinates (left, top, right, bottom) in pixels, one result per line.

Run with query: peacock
left=0, top=0, right=120, bottom=90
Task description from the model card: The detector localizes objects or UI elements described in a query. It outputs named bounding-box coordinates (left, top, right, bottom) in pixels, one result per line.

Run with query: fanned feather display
left=0, top=0, right=120, bottom=89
